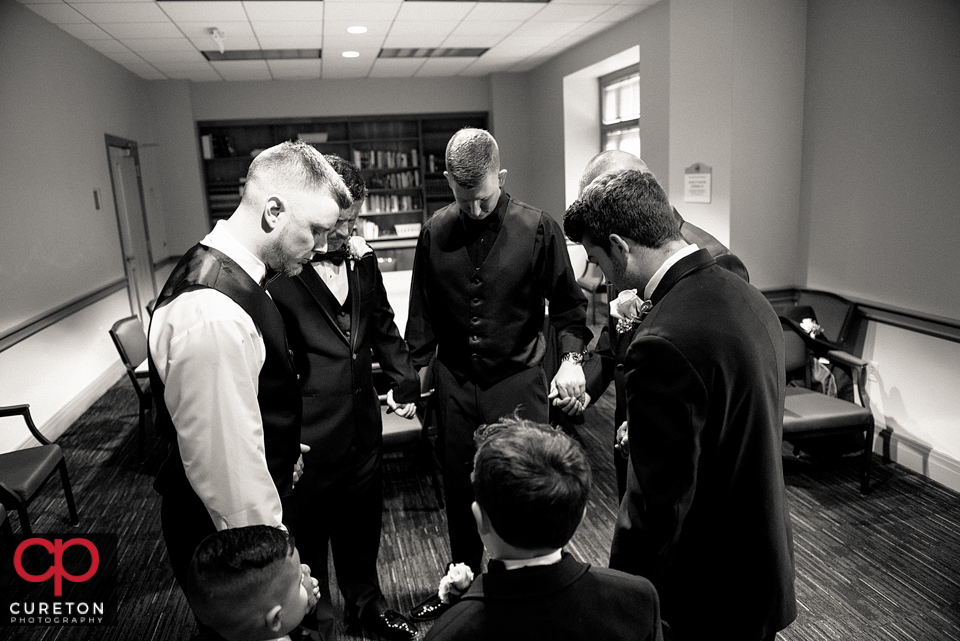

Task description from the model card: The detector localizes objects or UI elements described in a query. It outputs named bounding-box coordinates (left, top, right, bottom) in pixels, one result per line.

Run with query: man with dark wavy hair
left=564, top=170, right=795, bottom=641
left=424, top=416, right=662, bottom=641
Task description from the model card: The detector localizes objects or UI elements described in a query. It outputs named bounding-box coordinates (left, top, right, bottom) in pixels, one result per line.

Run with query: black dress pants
left=434, top=360, right=548, bottom=574
left=290, top=446, right=387, bottom=639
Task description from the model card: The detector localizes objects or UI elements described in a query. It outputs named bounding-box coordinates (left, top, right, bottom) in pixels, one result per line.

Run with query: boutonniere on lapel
left=610, top=289, right=653, bottom=334
left=346, top=236, right=373, bottom=271
left=438, top=562, right=474, bottom=604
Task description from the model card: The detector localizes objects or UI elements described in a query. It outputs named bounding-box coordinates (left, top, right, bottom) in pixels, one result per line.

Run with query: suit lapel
left=347, top=259, right=362, bottom=350
left=298, top=265, right=350, bottom=345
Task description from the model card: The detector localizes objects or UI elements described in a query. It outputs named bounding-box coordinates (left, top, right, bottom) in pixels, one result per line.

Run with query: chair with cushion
left=781, top=318, right=876, bottom=494
left=109, top=315, right=153, bottom=461
left=0, top=404, right=80, bottom=537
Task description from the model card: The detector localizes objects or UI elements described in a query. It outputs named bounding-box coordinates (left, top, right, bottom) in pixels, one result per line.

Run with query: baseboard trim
left=19, top=363, right=125, bottom=449
left=876, top=428, right=960, bottom=493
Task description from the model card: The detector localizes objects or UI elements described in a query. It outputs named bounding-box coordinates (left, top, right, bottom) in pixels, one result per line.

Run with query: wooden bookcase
left=197, top=112, right=487, bottom=265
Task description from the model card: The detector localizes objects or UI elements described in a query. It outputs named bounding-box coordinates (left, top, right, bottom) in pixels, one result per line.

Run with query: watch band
left=560, top=351, right=585, bottom=366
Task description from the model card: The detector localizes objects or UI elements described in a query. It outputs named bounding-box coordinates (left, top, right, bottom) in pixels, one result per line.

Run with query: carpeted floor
left=2, top=364, right=959, bottom=640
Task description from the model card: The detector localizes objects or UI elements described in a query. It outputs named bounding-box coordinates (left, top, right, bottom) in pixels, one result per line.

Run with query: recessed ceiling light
left=347, top=26, right=368, bottom=34
left=342, top=51, right=360, bottom=58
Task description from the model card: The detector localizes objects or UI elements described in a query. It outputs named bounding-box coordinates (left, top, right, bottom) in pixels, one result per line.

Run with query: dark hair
left=564, top=169, right=679, bottom=251
left=445, top=127, right=499, bottom=188
left=186, top=525, right=295, bottom=612
left=471, top=415, right=592, bottom=550
left=323, top=154, right=367, bottom=204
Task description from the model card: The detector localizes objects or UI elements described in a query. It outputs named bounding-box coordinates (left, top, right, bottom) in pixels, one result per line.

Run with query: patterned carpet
left=2, top=369, right=959, bottom=641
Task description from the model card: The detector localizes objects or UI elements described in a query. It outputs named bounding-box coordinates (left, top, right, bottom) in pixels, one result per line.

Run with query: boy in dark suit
left=424, top=415, right=662, bottom=641
left=269, top=156, right=420, bottom=641
left=564, top=170, right=796, bottom=641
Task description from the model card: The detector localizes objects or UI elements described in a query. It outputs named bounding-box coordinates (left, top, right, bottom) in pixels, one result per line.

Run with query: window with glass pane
left=600, top=67, right=640, bottom=155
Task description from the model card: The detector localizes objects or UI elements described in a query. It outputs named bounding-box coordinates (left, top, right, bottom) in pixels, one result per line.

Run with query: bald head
left=578, top=150, right=651, bottom=196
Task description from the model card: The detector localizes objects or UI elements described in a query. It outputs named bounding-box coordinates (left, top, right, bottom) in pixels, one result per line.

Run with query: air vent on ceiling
left=203, top=49, right=321, bottom=61
left=379, top=48, right=488, bottom=59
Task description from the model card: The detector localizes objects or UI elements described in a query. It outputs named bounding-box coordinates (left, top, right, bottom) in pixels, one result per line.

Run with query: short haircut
left=324, top=153, right=367, bottom=204
left=445, top=127, right=500, bottom=189
left=564, top=169, right=680, bottom=252
left=186, top=525, right=295, bottom=631
left=578, top=149, right=652, bottom=195
left=242, top=140, right=352, bottom=211
left=471, top=415, right=592, bottom=550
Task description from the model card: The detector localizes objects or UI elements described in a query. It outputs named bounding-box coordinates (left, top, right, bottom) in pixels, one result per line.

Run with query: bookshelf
left=197, top=113, right=487, bottom=262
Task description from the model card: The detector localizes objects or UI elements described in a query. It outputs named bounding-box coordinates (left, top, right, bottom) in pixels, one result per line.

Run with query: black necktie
left=311, top=247, right=350, bottom=266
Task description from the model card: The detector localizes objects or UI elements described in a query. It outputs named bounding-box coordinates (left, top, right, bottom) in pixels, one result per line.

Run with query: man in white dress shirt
left=147, top=141, right=352, bottom=607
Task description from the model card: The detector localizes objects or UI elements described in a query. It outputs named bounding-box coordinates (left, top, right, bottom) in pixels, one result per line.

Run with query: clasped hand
left=386, top=388, right=417, bottom=419
left=547, top=361, right=589, bottom=416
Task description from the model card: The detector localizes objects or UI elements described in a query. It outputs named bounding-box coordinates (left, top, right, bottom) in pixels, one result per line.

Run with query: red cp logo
left=14, top=537, right=100, bottom=596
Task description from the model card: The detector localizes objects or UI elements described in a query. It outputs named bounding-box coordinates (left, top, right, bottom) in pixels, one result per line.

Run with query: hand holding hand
left=548, top=391, right=591, bottom=416
left=549, top=361, right=586, bottom=407
left=614, top=421, right=629, bottom=458
left=386, top=389, right=418, bottom=419
left=292, top=444, right=310, bottom=487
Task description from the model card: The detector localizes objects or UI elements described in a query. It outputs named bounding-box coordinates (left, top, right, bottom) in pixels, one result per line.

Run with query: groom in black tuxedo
left=269, top=156, right=420, bottom=641
left=424, top=415, right=662, bottom=641
left=564, top=170, right=796, bottom=641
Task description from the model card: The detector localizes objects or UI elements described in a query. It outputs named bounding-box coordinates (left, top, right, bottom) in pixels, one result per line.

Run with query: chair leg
left=0, top=515, right=14, bottom=547
left=859, top=423, right=875, bottom=495
left=57, top=461, right=80, bottom=525
left=139, top=401, right=147, bottom=463
left=17, top=506, right=34, bottom=539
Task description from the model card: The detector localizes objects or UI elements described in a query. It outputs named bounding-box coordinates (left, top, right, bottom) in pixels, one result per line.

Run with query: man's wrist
left=560, top=351, right=586, bottom=366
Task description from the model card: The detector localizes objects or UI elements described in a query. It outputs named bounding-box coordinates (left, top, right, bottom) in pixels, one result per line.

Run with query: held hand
left=292, top=444, right=310, bottom=488
left=301, top=562, right=321, bottom=610
left=614, top=421, right=629, bottom=458
left=549, top=391, right=591, bottom=416
left=387, top=389, right=417, bottom=419
left=549, top=361, right=586, bottom=405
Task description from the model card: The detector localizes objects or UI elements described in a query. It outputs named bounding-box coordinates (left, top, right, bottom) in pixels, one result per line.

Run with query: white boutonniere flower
left=346, top=236, right=373, bottom=270
left=610, top=289, right=653, bottom=334
left=799, top=317, right=824, bottom=339
left=437, top=562, right=474, bottom=604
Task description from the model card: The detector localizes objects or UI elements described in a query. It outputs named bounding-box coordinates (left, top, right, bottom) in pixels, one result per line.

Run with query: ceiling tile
left=322, top=1, right=401, bottom=23
left=161, top=64, right=223, bottom=82
left=118, top=37, right=197, bottom=51
left=209, top=59, right=272, bottom=81
left=266, top=58, right=322, bottom=80
left=17, top=0, right=65, bottom=5
left=242, top=1, right=324, bottom=22
left=252, top=21, right=323, bottom=38
left=57, top=21, right=113, bottom=39
left=449, top=19, right=522, bottom=37
left=85, top=38, right=133, bottom=54
left=320, top=56, right=376, bottom=79
left=156, top=1, right=247, bottom=23
left=126, top=64, right=168, bottom=81
left=441, top=34, right=502, bottom=49
left=595, top=4, right=648, bottom=21
left=67, top=0, right=158, bottom=5
left=489, top=34, right=559, bottom=55
left=323, top=20, right=393, bottom=39
left=531, top=3, right=613, bottom=22
left=178, top=20, right=256, bottom=41
left=464, top=3, right=543, bottom=22
left=511, top=20, right=579, bottom=38
left=414, top=56, right=474, bottom=77
left=23, top=3, right=89, bottom=24
left=396, top=1, right=473, bottom=23
left=73, top=2, right=170, bottom=22
left=99, top=21, right=183, bottom=38
left=367, top=57, right=424, bottom=78
left=100, top=48, right=148, bottom=65
left=550, top=0, right=619, bottom=5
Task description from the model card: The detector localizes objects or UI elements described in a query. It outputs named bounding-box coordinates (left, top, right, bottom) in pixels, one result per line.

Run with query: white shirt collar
left=201, top=220, right=267, bottom=286
left=501, top=549, right=563, bottom=571
left=643, top=243, right=699, bottom=301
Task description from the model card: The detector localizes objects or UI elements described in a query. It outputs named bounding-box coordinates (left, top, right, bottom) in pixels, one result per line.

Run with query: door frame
left=105, top=134, right=157, bottom=323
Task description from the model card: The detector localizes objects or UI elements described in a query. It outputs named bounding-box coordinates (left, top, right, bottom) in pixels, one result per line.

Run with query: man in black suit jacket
left=564, top=170, right=796, bottom=641
left=424, top=415, right=662, bottom=641
left=575, top=150, right=750, bottom=500
left=270, top=156, right=419, bottom=641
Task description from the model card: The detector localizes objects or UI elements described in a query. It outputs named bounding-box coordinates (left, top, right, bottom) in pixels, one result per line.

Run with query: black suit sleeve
left=583, top=323, right=616, bottom=402
left=611, top=335, right=708, bottom=583
left=535, top=213, right=588, bottom=354
left=367, top=256, right=421, bottom=404
left=405, top=226, right=437, bottom=370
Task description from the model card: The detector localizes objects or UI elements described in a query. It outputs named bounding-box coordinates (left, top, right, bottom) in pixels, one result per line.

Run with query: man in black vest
left=148, top=141, right=351, bottom=606
left=405, top=128, right=588, bottom=619
left=270, top=156, right=419, bottom=641
left=574, top=150, right=750, bottom=500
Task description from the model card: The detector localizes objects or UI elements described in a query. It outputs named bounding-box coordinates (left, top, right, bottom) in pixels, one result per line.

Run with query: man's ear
left=608, top=233, right=631, bottom=261
left=262, top=196, right=284, bottom=230
left=443, top=171, right=456, bottom=190
left=265, top=604, right=283, bottom=634
left=497, top=168, right=507, bottom=186
left=471, top=501, right=490, bottom=536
